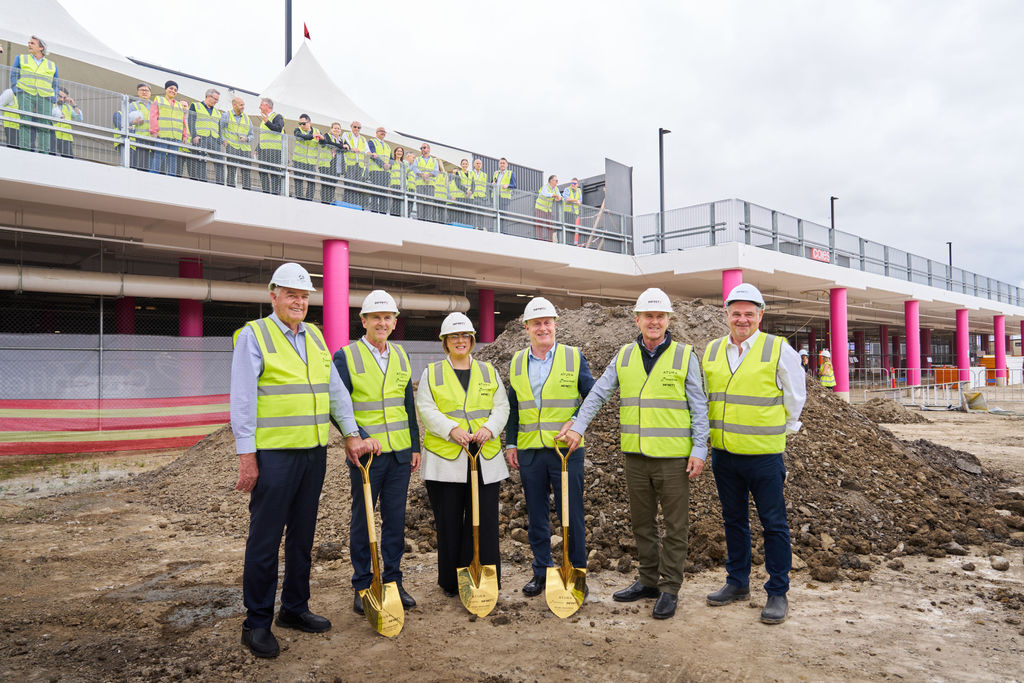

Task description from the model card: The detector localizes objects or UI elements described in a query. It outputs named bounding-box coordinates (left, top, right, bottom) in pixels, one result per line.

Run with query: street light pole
left=285, top=0, right=293, bottom=65
left=829, top=196, right=838, bottom=261
left=658, top=127, right=671, bottom=253
left=946, top=241, right=953, bottom=288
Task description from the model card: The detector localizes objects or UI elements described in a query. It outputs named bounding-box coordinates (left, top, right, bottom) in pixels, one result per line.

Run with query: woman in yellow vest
left=415, top=312, right=510, bottom=597
left=534, top=174, right=563, bottom=242
left=388, top=146, right=413, bottom=216
left=818, top=349, right=837, bottom=388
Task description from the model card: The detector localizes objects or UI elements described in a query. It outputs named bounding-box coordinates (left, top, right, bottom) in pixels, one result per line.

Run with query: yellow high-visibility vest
left=563, top=186, right=582, bottom=215
left=422, top=359, right=502, bottom=460
left=153, top=96, right=186, bottom=141
left=3, top=93, right=20, bottom=130
left=470, top=170, right=488, bottom=199
left=509, top=344, right=583, bottom=450
left=53, top=103, right=75, bottom=142
left=492, top=169, right=513, bottom=199
left=258, top=113, right=283, bottom=150
left=819, top=360, right=836, bottom=388
left=343, top=341, right=414, bottom=452
left=223, top=112, right=252, bottom=152
left=192, top=103, right=221, bottom=139
left=291, top=128, right=322, bottom=165
left=15, top=55, right=56, bottom=97
left=615, top=340, right=693, bottom=457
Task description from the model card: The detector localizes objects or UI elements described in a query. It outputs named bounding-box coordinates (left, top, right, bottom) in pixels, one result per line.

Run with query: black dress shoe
left=522, top=575, right=545, bottom=597
left=652, top=592, right=678, bottom=620
left=241, top=626, right=280, bottom=658
left=706, top=582, right=750, bottom=607
left=275, top=610, right=331, bottom=633
left=353, top=592, right=364, bottom=615
left=760, top=594, right=789, bottom=624
left=397, top=584, right=416, bottom=608
left=612, top=580, right=660, bottom=602
left=442, top=587, right=459, bottom=598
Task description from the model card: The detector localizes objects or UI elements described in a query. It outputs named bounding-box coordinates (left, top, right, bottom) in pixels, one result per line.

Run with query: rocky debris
left=856, top=398, right=930, bottom=424
left=991, top=556, right=1011, bottom=571
left=138, top=299, right=1020, bottom=584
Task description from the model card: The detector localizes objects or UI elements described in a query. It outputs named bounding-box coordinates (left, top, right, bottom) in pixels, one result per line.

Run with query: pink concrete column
left=891, top=334, right=900, bottom=371
left=829, top=288, right=849, bottom=400
left=879, top=325, right=890, bottom=371
left=904, top=300, right=920, bottom=386
left=478, top=289, right=495, bottom=343
left=920, top=328, right=932, bottom=369
left=115, top=296, right=135, bottom=335
left=178, top=258, right=203, bottom=337
left=994, top=315, right=1006, bottom=384
left=853, top=330, right=866, bottom=368
left=323, top=240, right=350, bottom=353
left=722, top=269, right=743, bottom=305
left=956, top=309, right=970, bottom=381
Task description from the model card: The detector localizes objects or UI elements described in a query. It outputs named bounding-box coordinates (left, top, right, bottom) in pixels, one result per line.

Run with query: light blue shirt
left=360, top=336, right=390, bottom=372
left=230, top=312, right=358, bottom=454
left=527, top=344, right=557, bottom=400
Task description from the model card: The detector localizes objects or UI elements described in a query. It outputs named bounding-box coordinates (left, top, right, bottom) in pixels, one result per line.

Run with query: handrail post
left=120, top=94, right=130, bottom=168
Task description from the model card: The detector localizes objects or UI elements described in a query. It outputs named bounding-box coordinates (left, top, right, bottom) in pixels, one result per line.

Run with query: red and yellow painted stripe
left=0, top=395, right=229, bottom=456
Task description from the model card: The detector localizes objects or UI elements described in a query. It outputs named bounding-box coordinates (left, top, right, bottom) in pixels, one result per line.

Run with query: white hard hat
left=634, top=287, right=673, bottom=313
left=439, top=312, right=475, bottom=339
left=269, top=262, right=316, bottom=292
left=724, top=283, right=765, bottom=308
left=799, top=348, right=809, bottom=357
left=523, top=296, right=558, bottom=322
left=820, top=349, right=831, bottom=358
left=360, top=289, right=399, bottom=316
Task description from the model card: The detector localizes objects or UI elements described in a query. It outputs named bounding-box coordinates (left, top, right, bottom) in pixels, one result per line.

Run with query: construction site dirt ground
left=1, top=411, right=1022, bottom=682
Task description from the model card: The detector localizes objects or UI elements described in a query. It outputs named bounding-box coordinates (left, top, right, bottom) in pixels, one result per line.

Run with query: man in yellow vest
left=290, top=114, right=323, bottom=201
left=701, top=283, right=806, bottom=625
left=414, top=142, right=442, bottom=222
left=341, top=120, right=368, bottom=208
left=491, top=157, right=517, bottom=212
left=188, top=88, right=224, bottom=184
left=149, top=80, right=189, bottom=176
left=51, top=88, right=82, bottom=159
left=506, top=297, right=594, bottom=597
left=112, top=83, right=154, bottom=170
left=220, top=96, right=253, bottom=189
left=333, top=290, right=421, bottom=614
left=559, top=288, right=708, bottom=619
left=256, top=97, right=285, bottom=195
left=10, top=35, right=57, bottom=154
left=366, top=126, right=392, bottom=213
left=562, top=177, right=583, bottom=245
left=469, top=158, right=490, bottom=230
left=230, top=262, right=376, bottom=659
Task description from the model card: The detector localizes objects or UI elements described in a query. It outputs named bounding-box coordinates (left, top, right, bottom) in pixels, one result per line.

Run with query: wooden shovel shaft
left=469, top=451, right=482, bottom=579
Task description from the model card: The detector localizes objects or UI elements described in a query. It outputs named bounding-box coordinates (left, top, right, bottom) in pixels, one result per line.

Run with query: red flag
left=304, top=23, right=311, bottom=39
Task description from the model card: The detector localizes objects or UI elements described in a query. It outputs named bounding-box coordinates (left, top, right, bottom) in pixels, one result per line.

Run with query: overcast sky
left=57, top=0, right=1024, bottom=287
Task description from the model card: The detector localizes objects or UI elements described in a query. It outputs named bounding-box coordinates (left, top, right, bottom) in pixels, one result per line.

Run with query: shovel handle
left=356, top=455, right=376, bottom=544
left=560, top=469, right=569, bottom=528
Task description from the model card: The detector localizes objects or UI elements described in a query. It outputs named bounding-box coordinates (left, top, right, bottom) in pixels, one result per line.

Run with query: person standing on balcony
left=188, top=89, right=224, bottom=184
left=149, top=80, right=189, bottom=176
left=256, top=97, right=285, bottom=195
left=562, top=178, right=583, bottom=245
left=317, top=122, right=347, bottom=205
left=221, top=96, right=253, bottom=189
left=290, top=114, right=323, bottom=201
left=388, top=146, right=411, bottom=215
left=341, top=121, right=367, bottom=207
left=112, top=83, right=154, bottom=170
left=534, top=174, right=562, bottom=242
left=414, top=142, right=442, bottom=222
left=366, top=126, right=391, bottom=213
left=0, top=87, right=22, bottom=149
left=818, top=349, right=836, bottom=388
left=491, top=157, right=516, bottom=212
left=51, top=88, right=82, bottom=159
left=469, top=158, right=490, bottom=229
left=10, top=36, right=57, bottom=154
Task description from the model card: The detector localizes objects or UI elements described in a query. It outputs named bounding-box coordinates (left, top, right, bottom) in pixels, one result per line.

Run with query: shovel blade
left=456, top=563, right=499, bottom=617
left=545, top=565, right=587, bottom=618
left=359, top=581, right=404, bottom=637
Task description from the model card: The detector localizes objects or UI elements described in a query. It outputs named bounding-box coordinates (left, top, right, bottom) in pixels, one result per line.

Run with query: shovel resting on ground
left=545, top=442, right=587, bottom=618
left=455, top=441, right=499, bottom=617
left=354, top=453, right=404, bottom=637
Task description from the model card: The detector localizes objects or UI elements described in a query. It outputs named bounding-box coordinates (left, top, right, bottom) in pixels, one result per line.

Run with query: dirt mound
left=138, top=299, right=1022, bottom=583
left=857, top=398, right=931, bottom=424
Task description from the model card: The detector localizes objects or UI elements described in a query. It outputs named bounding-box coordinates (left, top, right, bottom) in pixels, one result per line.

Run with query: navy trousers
left=711, top=448, right=791, bottom=596
left=347, top=451, right=411, bottom=590
left=242, top=446, right=327, bottom=629
left=518, top=447, right=587, bottom=576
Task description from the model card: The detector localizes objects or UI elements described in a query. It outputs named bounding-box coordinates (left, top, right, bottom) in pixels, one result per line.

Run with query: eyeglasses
left=571, top=181, right=578, bottom=185
left=352, top=125, right=361, bottom=129
left=447, top=333, right=474, bottom=340
left=420, top=146, right=429, bottom=150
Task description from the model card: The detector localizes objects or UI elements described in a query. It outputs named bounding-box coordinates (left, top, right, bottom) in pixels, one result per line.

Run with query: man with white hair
left=256, top=97, right=285, bottom=194
left=188, top=88, right=224, bottom=184
left=701, top=282, right=806, bottom=625
left=10, top=35, right=58, bottom=154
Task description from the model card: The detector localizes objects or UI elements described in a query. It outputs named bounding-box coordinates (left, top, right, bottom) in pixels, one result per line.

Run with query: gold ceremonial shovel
left=354, top=454, right=404, bottom=637
left=545, top=443, right=587, bottom=618
left=455, top=441, right=499, bottom=617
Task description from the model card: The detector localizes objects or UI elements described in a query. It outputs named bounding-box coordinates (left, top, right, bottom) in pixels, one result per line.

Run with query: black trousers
left=225, top=146, right=251, bottom=188
left=367, top=169, right=389, bottom=213
left=342, top=165, right=364, bottom=207
left=190, top=135, right=224, bottom=184
left=242, top=446, right=327, bottom=629
left=425, top=469, right=502, bottom=594
left=258, top=148, right=282, bottom=194
left=292, top=161, right=316, bottom=201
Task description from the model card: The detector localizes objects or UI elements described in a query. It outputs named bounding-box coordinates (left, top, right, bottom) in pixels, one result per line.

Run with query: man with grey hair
left=189, top=88, right=224, bottom=184
left=257, top=97, right=285, bottom=194
left=221, top=96, right=254, bottom=189
left=10, top=35, right=58, bottom=154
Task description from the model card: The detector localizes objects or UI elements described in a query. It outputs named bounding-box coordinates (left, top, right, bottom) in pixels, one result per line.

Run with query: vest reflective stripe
left=343, top=341, right=413, bottom=452
left=233, top=318, right=332, bottom=450
left=120, top=100, right=151, bottom=150
left=819, top=361, right=836, bottom=388
left=702, top=333, right=787, bottom=455
left=192, top=104, right=221, bottom=138
left=470, top=170, right=488, bottom=198
left=616, top=340, right=693, bottom=457
left=423, top=359, right=502, bottom=460
left=15, top=56, right=56, bottom=97
left=3, top=94, right=20, bottom=130
left=492, top=170, right=513, bottom=198
left=342, top=132, right=366, bottom=168
left=292, top=128, right=322, bottom=164
left=53, top=103, right=74, bottom=142
left=434, top=172, right=449, bottom=199
left=535, top=186, right=557, bottom=212
left=390, top=159, right=412, bottom=187
left=153, top=96, right=185, bottom=140
left=416, top=155, right=439, bottom=176
left=224, top=113, right=252, bottom=151
left=509, top=344, right=583, bottom=450
left=319, top=134, right=341, bottom=168
left=563, top=186, right=581, bottom=215
left=259, top=114, right=283, bottom=150
left=367, top=138, right=390, bottom=169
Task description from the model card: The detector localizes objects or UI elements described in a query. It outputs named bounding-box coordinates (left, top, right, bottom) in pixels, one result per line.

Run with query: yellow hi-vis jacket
left=153, top=96, right=187, bottom=141
left=615, top=340, right=693, bottom=458
left=233, top=317, right=332, bottom=450
left=818, top=360, right=836, bottom=388
left=342, top=341, right=413, bottom=452
left=15, top=55, right=56, bottom=97
left=509, top=343, right=583, bottom=450
left=702, top=333, right=787, bottom=455
left=423, top=358, right=502, bottom=460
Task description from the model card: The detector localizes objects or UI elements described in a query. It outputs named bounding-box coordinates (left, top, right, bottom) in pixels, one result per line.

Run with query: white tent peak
left=0, top=0, right=130, bottom=65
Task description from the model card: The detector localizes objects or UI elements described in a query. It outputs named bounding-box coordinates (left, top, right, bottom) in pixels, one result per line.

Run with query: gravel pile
left=856, top=398, right=931, bottom=424
left=139, top=300, right=1024, bottom=583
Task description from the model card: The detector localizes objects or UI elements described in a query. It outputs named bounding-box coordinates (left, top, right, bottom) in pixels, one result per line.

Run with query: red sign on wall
left=810, top=248, right=831, bottom=263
